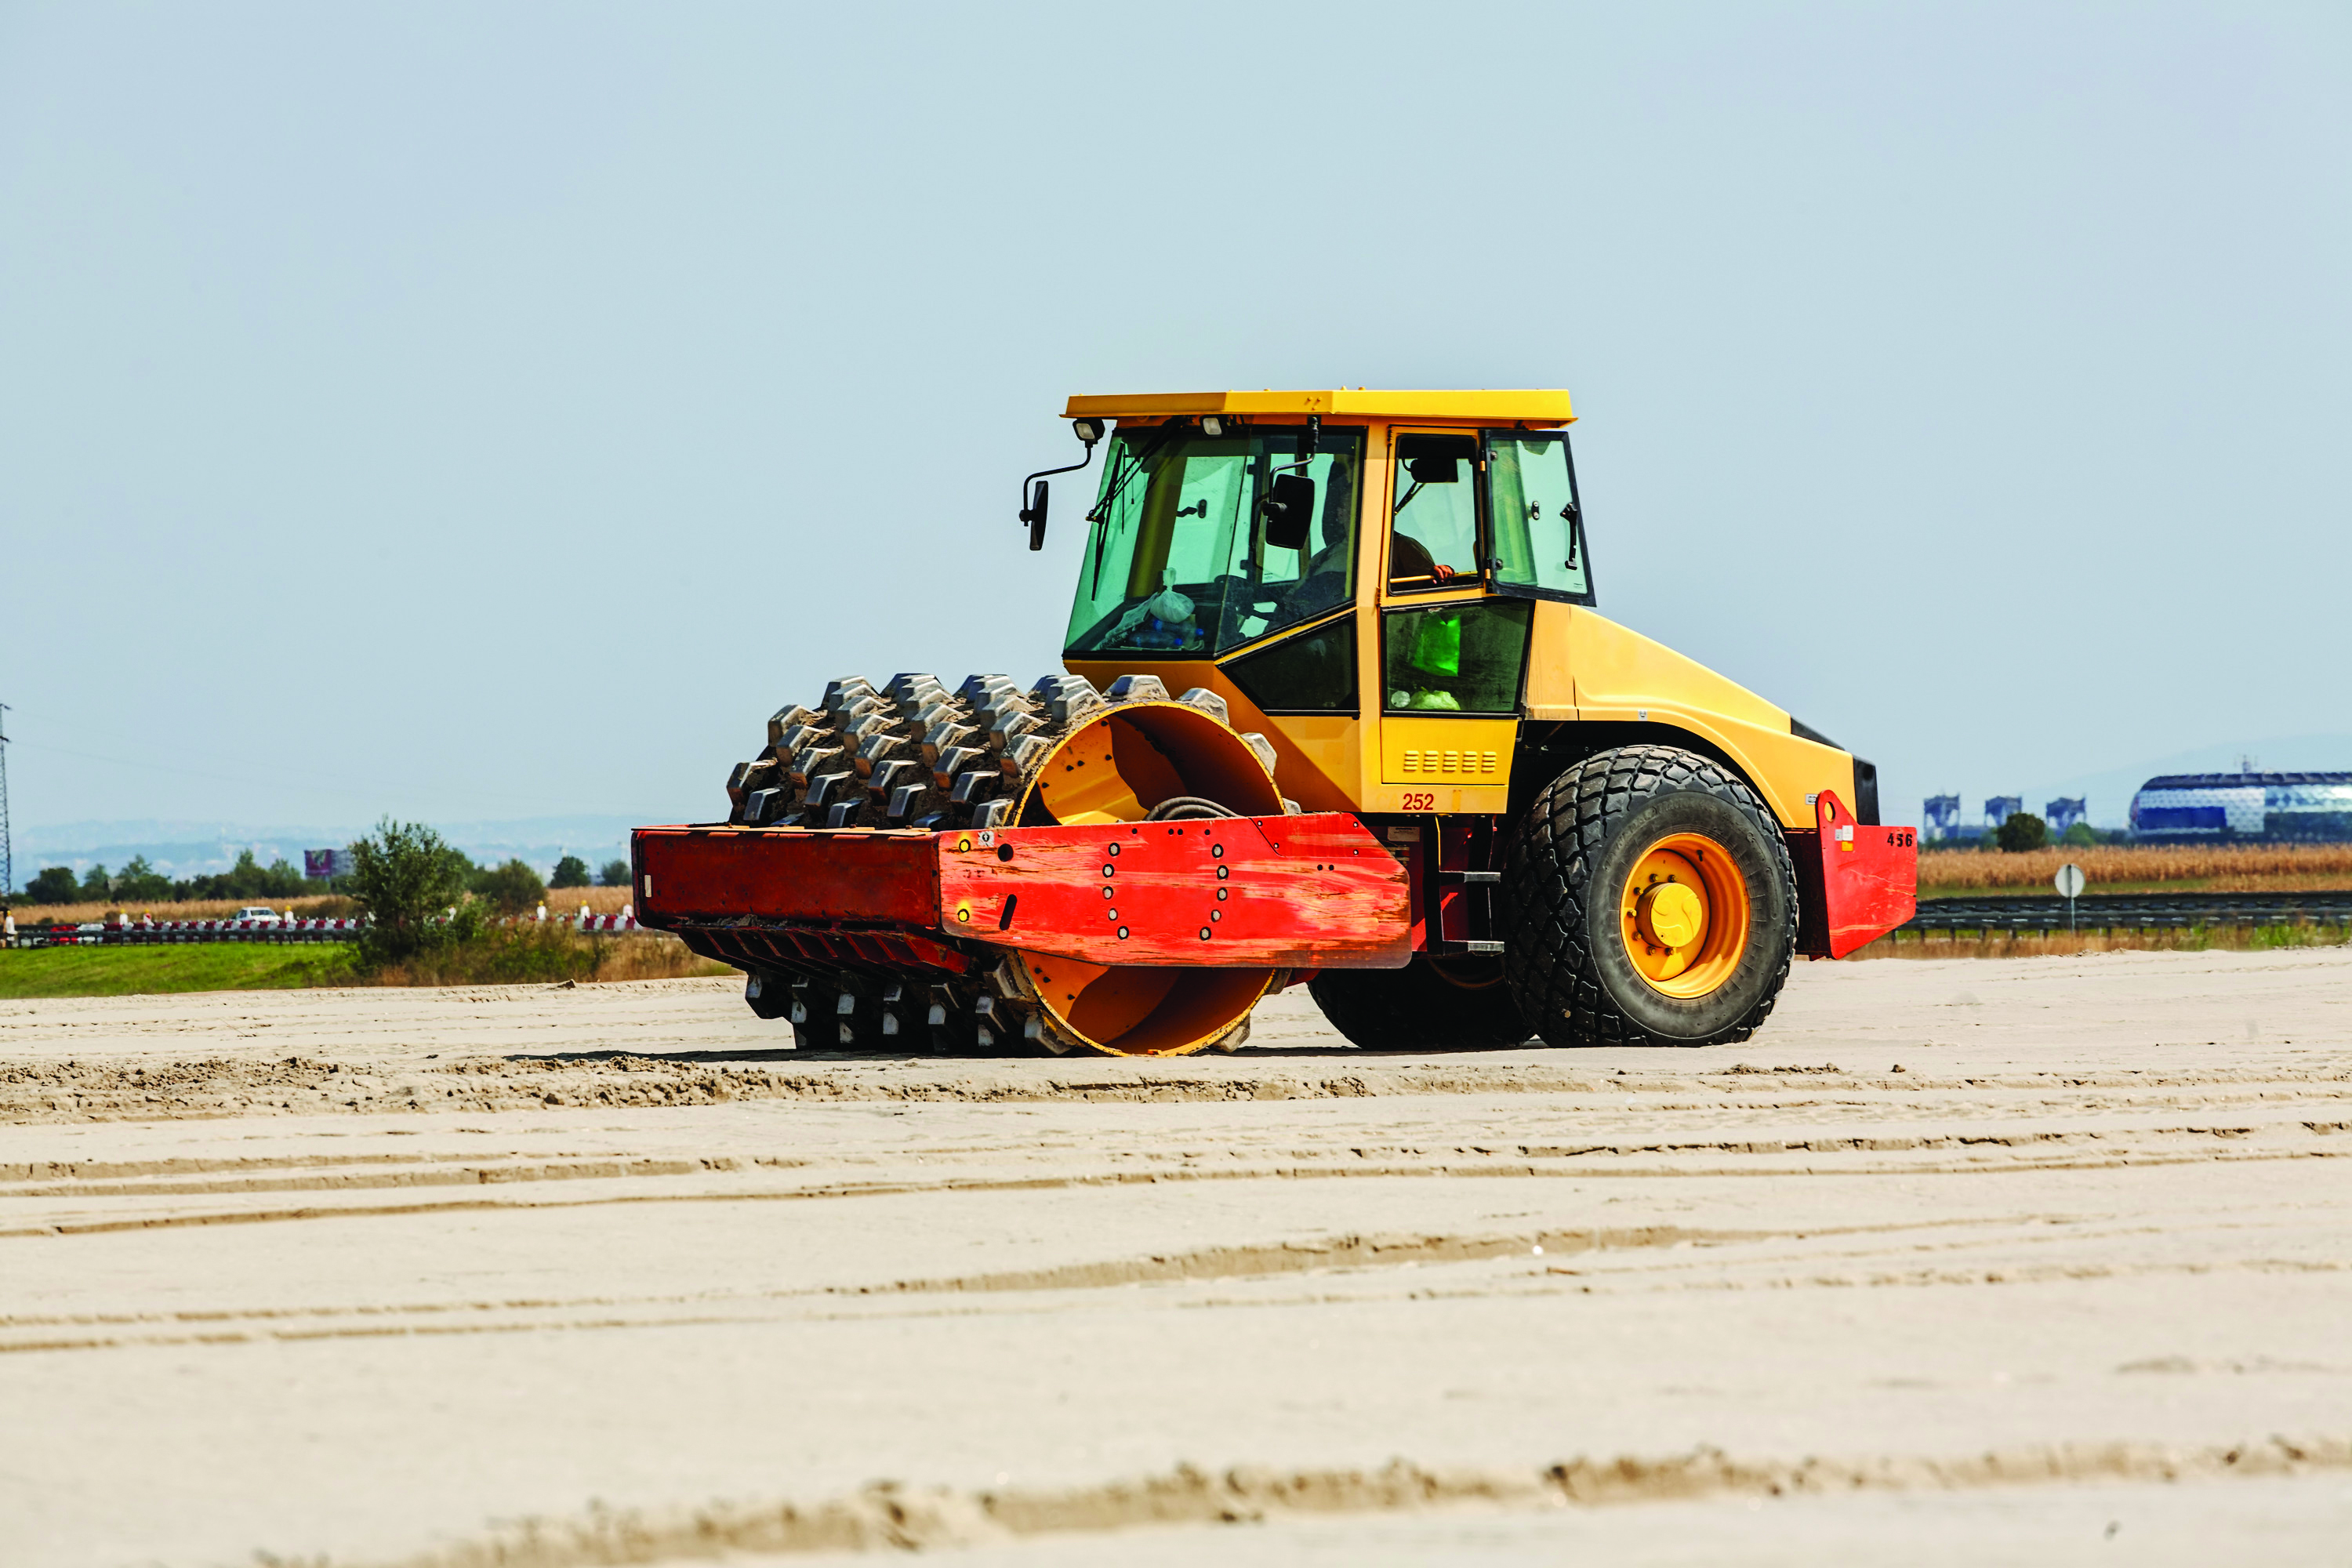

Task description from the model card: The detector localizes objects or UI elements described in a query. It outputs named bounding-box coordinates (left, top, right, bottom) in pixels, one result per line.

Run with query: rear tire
left=1501, top=745, right=1795, bottom=1047
left=1308, top=956, right=1534, bottom=1051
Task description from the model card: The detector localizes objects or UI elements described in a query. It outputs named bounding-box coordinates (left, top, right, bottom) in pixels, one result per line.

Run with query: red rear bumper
left=633, top=812, right=1414, bottom=977
left=1793, top=791, right=1918, bottom=957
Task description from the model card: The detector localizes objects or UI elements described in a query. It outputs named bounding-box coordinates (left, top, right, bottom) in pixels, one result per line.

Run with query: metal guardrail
left=6, top=919, right=363, bottom=949
left=1903, top=891, right=2352, bottom=933
left=5, top=914, right=647, bottom=949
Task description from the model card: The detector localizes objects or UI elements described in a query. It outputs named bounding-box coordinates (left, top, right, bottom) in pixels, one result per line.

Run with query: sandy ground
left=2, top=949, right=2349, bottom=1566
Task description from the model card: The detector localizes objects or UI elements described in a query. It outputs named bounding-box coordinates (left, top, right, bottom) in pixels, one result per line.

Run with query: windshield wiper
left=1085, top=423, right=1186, bottom=525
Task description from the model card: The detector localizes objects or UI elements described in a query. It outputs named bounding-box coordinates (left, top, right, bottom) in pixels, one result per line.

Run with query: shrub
left=472, top=858, right=547, bottom=916
left=598, top=858, right=631, bottom=888
left=349, top=819, right=474, bottom=966
left=362, top=924, right=728, bottom=986
left=2060, top=821, right=2097, bottom=848
left=26, top=866, right=78, bottom=904
left=550, top=855, right=590, bottom=889
left=1996, top=811, right=2048, bottom=853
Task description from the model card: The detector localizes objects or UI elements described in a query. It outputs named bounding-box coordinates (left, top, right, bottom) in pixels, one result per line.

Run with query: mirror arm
left=1265, top=414, right=1322, bottom=483
left=1258, top=414, right=1323, bottom=529
left=1018, top=430, right=1102, bottom=551
left=1018, top=441, right=1098, bottom=525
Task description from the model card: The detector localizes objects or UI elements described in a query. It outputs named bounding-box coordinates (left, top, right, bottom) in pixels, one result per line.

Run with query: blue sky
left=3, top=2, right=2347, bottom=844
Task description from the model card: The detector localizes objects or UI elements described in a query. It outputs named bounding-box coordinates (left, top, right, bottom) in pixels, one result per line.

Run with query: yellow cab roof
left=1062, top=388, right=1573, bottom=426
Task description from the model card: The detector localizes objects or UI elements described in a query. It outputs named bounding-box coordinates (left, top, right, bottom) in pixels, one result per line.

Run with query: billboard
left=304, top=848, right=358, bottom=880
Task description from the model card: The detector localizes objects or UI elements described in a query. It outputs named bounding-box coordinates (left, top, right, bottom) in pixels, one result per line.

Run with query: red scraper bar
left=633, top=813, right=1414, bottom=971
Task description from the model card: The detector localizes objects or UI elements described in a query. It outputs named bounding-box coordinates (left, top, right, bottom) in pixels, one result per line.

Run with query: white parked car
left=232, top=906, right=283, bottom=923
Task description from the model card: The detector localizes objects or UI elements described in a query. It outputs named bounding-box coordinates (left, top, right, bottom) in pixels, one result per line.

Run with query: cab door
left=1370, top=428, right=1527, bottom=814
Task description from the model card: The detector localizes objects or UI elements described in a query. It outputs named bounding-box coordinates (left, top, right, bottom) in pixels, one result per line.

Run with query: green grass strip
left=0, top=944, right=358, bottom=999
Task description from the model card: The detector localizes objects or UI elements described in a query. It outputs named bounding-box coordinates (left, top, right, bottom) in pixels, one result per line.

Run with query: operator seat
left=1388, top=531, right=1440, bottom=586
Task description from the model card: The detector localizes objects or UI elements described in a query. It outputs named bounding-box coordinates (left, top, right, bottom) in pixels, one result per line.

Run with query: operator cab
left=1055, top=397, right=1591, bottom=720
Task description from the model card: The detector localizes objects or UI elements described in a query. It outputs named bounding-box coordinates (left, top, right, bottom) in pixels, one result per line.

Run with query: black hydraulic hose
left=1143, top=796, right=1240, bottom=821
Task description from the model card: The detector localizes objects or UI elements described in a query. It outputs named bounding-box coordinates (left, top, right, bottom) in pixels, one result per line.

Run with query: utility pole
left=0, top=699, right=13, bottom=905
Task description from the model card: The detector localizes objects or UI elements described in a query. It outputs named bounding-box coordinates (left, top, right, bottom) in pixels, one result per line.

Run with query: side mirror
left=1018, top=423, right=1102, bottom=551
left=1021, top=480, right=1049, bottom=551
left=1261, top=474, right=1315, bottom=552
left=1406, top=454, right=1460, bottom=485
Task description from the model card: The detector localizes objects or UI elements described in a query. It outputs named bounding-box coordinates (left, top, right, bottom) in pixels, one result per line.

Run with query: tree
left=114, top=856, right=175, bottom=902
left=1996, top=811, right=2048, bottom=853
left=27, top=866, right=78, bottom=905
left=174, top=850, right=309, bottom=902
left=598, top=858, right=631, bottom=888
left=550, top=855, right=590, bottom=889
left=79, top=864, right=112, bottom=900
left=349, top=818, right=472, bottom=964
left=2060, top=821, right=2098, bottom=848
left=473, top=858, right=547, bottom=916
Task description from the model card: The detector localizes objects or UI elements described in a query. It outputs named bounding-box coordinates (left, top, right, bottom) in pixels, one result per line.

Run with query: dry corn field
left=1919, top=842, right=2352, bottom=894
left=4, top=885, right=636, bottom=929
left=4, top=896, right=358, bottom=927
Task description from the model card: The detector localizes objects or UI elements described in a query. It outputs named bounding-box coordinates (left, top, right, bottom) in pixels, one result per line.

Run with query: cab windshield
left=1064, top=424, right=1364, bottom=657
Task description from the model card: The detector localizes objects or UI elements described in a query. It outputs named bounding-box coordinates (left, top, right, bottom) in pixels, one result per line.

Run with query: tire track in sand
left=319, top=1437, right=2352, bottom=1564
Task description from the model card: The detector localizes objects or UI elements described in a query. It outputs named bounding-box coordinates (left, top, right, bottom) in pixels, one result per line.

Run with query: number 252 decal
left=1400, top=792, right=1436, bottom=811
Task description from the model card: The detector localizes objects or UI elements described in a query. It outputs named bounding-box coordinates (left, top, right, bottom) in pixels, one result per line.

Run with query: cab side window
left=1486, top=434, right=1588, bottom=598
left=1387, top=434, right=1482, bottom=590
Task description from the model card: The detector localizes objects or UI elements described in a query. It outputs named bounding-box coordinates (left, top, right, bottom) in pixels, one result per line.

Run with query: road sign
left=2054, top=862, right=2085, bottom=931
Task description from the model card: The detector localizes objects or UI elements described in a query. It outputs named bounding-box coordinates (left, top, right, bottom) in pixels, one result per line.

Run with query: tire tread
left=1500, top=744, right=1795, bottom=1048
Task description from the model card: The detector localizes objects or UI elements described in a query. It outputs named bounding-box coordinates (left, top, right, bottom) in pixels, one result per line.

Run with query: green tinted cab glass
left=1381, top=599, right=1534, bottom=714
left=1486, top=434, right=1588, bottom=597
left=1221, top=613, right=1357, bottom=714
left=1388, top=434, right=1482, bottom=588
left=1065, top=426, right=1364, bottom=658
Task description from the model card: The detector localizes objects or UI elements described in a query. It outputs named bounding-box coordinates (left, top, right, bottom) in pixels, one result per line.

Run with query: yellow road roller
left=635, top=389, right=1917, bottom=1055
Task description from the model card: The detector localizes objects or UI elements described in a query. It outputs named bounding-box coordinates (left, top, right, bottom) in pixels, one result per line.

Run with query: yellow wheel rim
left=1618, top=831, right=1749, bottom=998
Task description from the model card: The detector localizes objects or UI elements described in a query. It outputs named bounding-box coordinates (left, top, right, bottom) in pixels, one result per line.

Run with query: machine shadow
left=504, top=1041, right=1570, bottom=1065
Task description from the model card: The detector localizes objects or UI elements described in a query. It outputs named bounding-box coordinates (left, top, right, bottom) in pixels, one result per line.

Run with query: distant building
left=304, top=848, right=358, bottom=880
left=1984, top=796, right=2023, bottom=830
left=2045, top=797, right=2086, bottom=837
left=1923, top=795, right=1962, bottom=840
left=2129, top=773, right=2352, bottom=841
